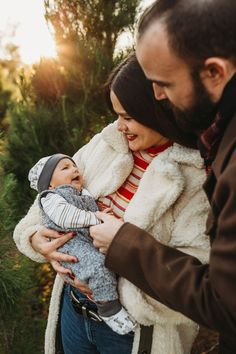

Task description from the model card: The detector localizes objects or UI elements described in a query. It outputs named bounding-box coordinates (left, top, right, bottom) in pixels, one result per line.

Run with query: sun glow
left=0, top=0, right=56, bottom=64
left=0, top=0, right=154, bottom=65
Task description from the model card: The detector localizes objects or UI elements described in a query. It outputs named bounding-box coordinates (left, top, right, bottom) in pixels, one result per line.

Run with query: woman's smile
left=110, top=90, right=168, bottom=151
left=126, top=134, right=137, bottom=141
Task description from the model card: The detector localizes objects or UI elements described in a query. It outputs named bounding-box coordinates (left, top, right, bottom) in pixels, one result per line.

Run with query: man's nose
left=153, top=83, right=167, bottom=100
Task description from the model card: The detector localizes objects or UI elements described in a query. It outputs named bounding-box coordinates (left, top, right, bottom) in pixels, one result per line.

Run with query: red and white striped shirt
left=97, top=141, right=172, bottom=219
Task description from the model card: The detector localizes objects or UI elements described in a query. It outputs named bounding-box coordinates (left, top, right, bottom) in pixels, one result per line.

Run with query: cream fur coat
left=13, top=122, right=210, bottom=354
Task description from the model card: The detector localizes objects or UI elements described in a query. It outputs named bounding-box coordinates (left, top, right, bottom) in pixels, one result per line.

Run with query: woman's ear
left=200, top=57, right=235, bottom=102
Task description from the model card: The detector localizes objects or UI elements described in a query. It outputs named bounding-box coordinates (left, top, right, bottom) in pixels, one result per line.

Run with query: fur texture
left=13, top=122, right=210, bottom=354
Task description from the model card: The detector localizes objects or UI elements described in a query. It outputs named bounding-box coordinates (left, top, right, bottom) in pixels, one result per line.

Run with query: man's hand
left=90, top=212, right=124, bottom=254
left=103, top=207, right=114, bottom=215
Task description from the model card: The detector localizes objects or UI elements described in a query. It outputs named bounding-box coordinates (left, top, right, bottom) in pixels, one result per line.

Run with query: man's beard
left=171, top=70, right=218, bottom=134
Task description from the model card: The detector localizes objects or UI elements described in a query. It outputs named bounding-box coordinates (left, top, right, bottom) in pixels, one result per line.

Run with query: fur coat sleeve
left=13, top=122, right=133, bottom=261
left=13, top=195, right=46, bottom=262
left=116, top=144, right=210, bottom=354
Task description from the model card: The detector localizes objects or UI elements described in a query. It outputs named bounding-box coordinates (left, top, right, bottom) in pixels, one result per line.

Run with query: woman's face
left=110, top=90, right=169, bottom=151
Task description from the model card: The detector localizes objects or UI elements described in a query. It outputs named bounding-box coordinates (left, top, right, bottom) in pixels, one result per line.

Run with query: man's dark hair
left=137, top=0, right=236, bottom=67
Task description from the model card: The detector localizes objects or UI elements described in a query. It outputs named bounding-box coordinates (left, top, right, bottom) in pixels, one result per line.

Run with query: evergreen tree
left=0, top=1, right=141, bottom=352
left=3, top=0, right=140, bottom=196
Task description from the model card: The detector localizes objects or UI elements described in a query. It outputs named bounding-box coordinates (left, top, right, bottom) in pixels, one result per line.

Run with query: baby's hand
left=103, top=207, right=114, bottom=215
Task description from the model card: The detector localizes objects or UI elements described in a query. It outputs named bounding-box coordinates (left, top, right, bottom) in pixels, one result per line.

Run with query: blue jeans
left=61, top=285, right=134, bottom=354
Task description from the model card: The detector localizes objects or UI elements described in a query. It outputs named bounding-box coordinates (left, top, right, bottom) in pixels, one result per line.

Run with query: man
left=90, top=0, right=236, bottom=352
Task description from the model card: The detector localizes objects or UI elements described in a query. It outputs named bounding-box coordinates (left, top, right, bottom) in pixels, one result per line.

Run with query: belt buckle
left=70, top=290, right=103, bottom=323
left=82, top=305, right=103, bottom=322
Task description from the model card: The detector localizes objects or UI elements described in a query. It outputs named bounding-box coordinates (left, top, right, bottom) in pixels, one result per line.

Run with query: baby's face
left=50, top=158, right=83, bottom=190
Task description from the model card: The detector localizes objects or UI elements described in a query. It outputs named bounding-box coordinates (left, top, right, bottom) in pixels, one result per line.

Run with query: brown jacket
left=105, top=113, right=236, bottom=338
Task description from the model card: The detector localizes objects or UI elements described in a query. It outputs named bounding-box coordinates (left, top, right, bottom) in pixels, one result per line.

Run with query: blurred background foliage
left=0, top=1, right=141, bottom=352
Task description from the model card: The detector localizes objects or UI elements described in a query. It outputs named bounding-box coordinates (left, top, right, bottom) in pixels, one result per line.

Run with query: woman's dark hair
left=104, top=52, right=197, bottom=148
left=137, top=0, right=236, bottom=67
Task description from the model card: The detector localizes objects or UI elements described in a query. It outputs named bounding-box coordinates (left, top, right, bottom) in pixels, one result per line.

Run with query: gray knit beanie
left=28, top=153, right=75, bottom=192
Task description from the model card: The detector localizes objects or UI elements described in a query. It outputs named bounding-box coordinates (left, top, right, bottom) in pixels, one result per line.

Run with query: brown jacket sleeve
left=106, top=153, right=236, bottom=337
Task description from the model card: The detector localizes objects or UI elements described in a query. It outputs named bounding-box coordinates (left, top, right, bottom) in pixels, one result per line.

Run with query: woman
left=13, top=54, right=210, bottom=354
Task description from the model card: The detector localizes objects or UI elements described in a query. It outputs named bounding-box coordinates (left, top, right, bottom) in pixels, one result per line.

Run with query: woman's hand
left=90, top=212, right=124, bottom=254
left=31, top=227, right=92, bottom=295
left=61, top=274, right=93, bottom=296
left=31, top=226, right=78, bottom=262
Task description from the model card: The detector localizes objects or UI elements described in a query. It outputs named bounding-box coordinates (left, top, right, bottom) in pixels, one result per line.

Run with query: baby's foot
left=101, top=307, right=136, bottom=335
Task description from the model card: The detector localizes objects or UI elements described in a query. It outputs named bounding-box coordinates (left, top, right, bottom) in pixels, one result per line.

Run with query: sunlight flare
left=0, top=0, right=57, bottom=64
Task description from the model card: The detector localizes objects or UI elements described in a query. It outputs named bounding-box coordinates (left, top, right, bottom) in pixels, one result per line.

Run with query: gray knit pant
left=39, top=185, right=118, bottom=302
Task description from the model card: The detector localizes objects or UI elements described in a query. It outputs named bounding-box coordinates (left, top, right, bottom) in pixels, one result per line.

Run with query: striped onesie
left=39, top=184, right=137, bottom=335
left=39, top=184, right=119, bottom=302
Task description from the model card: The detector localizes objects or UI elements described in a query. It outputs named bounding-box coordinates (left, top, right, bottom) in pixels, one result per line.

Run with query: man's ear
left=200, top=58, right=235, bottom=101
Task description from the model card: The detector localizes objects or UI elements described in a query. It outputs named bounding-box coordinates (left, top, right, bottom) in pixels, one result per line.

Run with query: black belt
left=69, top=290, right=103, bottom=323
left=137, top=325, right=154, bottom=354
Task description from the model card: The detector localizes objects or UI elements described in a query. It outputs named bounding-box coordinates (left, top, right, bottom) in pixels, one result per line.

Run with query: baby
left=28, top=153, right=136, bottom=335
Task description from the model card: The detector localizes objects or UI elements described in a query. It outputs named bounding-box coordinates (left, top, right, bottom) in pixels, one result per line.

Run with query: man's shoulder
left=212, top=114, right=236, bottom=177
